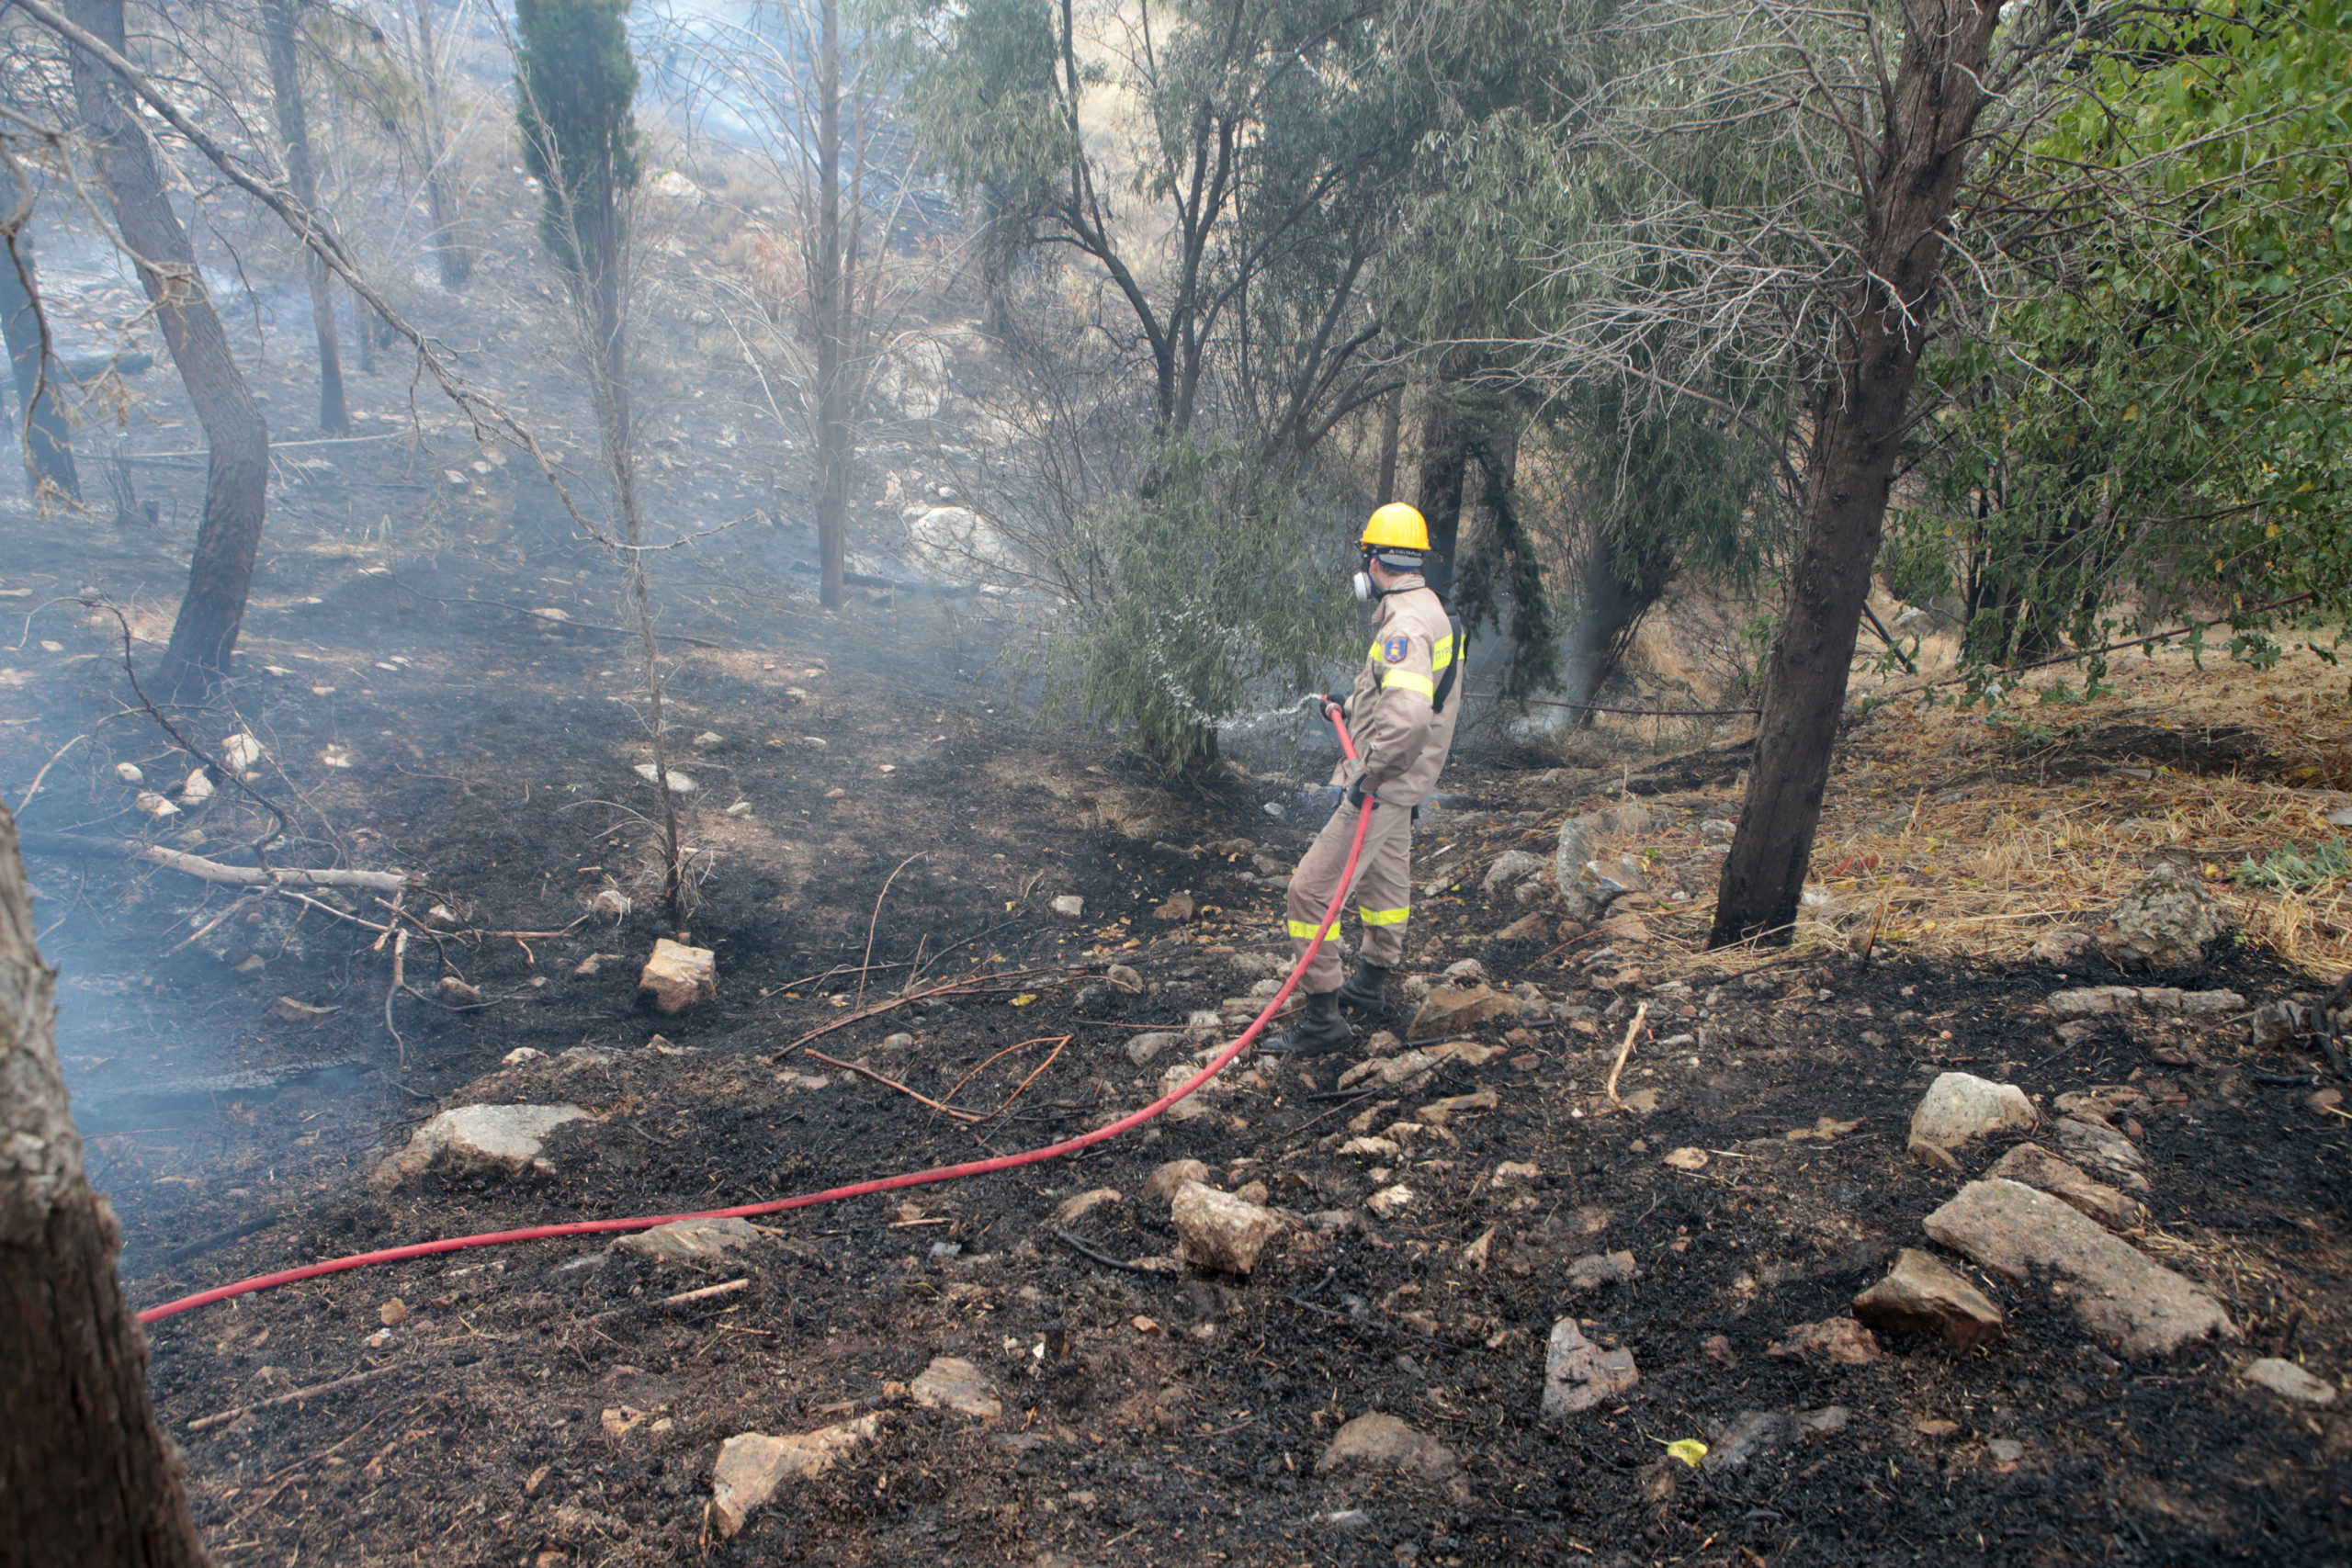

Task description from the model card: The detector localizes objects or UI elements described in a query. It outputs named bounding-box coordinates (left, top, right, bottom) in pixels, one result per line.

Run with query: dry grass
left=1625, top=635, right=2352, bottom=979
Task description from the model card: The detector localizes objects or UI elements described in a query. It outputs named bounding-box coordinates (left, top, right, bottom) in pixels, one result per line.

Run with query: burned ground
left=6, top=470, right=2352, bottom=1566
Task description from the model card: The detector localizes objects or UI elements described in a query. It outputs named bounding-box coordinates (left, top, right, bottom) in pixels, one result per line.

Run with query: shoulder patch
left=1381, top=636, right=1408, bottom=664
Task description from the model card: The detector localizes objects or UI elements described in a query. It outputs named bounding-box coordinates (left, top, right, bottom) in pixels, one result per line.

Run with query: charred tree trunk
left=0, top=806, right=212, bottom=1568
left=1374, top=380, right=1402, bottom=504
left=68, top=0, right=269, bottom=703
left=0, top=223, right=81, bottom=502
left=409, top=0, right=469, bottom=289
left=1413, top=391, right=1470, bottom=598
left=264, top=0, right=346, bottom=434
left=1709, top=0, right=2003, bottom=948
left=811, top=0, right=849, bottom=611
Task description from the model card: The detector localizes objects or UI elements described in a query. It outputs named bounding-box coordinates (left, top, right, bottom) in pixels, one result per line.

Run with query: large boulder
left=1985, top=1143, right=2147, bottom=1231
left=1923, top=1179, right=2231, bottom=1356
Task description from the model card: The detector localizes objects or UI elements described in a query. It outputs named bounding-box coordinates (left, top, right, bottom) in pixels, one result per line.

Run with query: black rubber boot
left=1336, top=959, right=1391, bottom=1021
left=1261, top=988, right=1355, bottom=1057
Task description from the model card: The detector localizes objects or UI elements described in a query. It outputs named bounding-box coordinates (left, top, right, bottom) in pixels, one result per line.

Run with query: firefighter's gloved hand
left=1345, top=776, right=1374, bottom=809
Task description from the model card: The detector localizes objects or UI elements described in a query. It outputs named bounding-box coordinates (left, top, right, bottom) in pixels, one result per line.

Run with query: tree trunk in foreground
left=67, top=0, right=269, bottom=703
left=1413, top=389, right=1469, bottom=598
left=0, top=224, right=81, bottom=502
left=0, top=806, right=211, bottom=1568
left=264, top=0, right=347, bottom=434
left=811, top=0, right=850, bottom=611
left=408, top=0, right=471, bottom=289
left=1709, top=0, right=2004, bottom=948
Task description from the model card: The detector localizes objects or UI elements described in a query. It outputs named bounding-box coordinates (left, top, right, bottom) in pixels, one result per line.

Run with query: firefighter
left=1264, top=502, right=1464, bottom=1056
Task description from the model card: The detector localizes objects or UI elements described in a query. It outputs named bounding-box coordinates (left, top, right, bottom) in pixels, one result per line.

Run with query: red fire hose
left=138, top=704, right=1372, bottom=1325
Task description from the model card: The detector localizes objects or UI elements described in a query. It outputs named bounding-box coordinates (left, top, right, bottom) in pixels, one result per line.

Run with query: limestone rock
left=1336, top=1040, right=1505, bottom=1089
left=1315, top=1413, right=1458, bottom=1481
left=1407, top=983, right=1518, bottom=1042
left=1053, top=1188, right=1122, bottom=1225
left=617, top=1216, right=760, bottom=1265
left=1908, top=1072, right=2037, bottom=1163
left=2030, top=929, right=2099, bottom=966
left=639, top=938, right=717, bottom=1013
left=1143, top=1158, right=1212, bottom=1203
left=1766, top=1316, right=1880, bottom=1366
left=1986, top=1143, right=2146, bottom=1231
left=1125, top=1030, right=1182, bottom=1066
left=1852, top=1248, right=2005, bottom=1351
left=1923, top=1179, right=2231, bottom=1355
left=1153, top=890, right=1196, bottom=922
left=708, top=1416, right=882, bottom=1536
left=2048, top=986, right=2142, bottom=1017
left=1050, top=895, right=1085, bottom=918
left=910, top=1357, right=1001, bottom=1419
left=1702, top=1411, right=1795, bottom=1472
left=2106, top=862, right=2230, bottom=970
left=374, top=1103, right=586, bottom=1187
left=1366, top=1184, right=1415, bottom=1220
left=1542, top=1319, right=1639, bottom=1417
left=1171, top=1181, right=1281, bottom=1275
left=1482, top=851, right=1548, bottom=895
left=2243, top=1358, right=2336, bottom=1406
left=2052, top=1114, right=2151, bottom=1190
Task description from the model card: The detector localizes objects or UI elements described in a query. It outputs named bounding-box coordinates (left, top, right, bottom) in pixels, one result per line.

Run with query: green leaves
left=514, top=0, right=641, bottom=281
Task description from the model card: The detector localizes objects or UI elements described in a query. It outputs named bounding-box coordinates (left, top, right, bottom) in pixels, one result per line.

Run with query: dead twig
left=858, top=852, right=926, bottom=1010
left=1605, top=1000, right=1649, bottom=1112
left=385, top=928, right=409, bottom=1065
left=1051, top=1229, right=1153, bottom=1274
left=187, top=1363, right=403, bottom=1432
left=14, top=732, right=87, bottom=813
left=773, top=967, right=1074, bottom=1059
left=804, top=1049, right=982, bottom=1122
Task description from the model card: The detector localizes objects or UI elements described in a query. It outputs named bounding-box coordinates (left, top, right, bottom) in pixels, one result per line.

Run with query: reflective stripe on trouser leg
left=1284, top=804, right=1410, bottom=995
left=1351, top=810, right=1414, bottom=968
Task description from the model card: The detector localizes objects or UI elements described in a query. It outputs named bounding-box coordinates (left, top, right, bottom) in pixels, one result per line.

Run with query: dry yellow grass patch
left=1627, top=637, right=2352, bottom=978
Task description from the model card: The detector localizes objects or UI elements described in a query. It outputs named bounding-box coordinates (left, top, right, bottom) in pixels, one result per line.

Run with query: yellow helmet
left=1361, top=502, right=1430, bottom=553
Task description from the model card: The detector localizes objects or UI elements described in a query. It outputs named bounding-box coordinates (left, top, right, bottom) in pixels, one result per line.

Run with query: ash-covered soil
left=6, top=490, right=2351, bottom=1567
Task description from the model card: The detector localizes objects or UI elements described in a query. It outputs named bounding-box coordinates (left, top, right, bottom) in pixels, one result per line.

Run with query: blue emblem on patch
left=1381, top=637, right=1408, bottom=664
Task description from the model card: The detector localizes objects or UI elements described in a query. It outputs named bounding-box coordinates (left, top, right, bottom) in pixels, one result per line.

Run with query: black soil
left=6, top=472, right=2351, bottom=1568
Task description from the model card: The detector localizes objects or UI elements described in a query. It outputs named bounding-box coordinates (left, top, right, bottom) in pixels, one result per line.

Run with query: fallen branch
left=385, top=928, right=409, bottom=1065
left=14, top=732, right=86, bottom=812
left=582, top=1276, right=751, bottom=1325
left=772, top=966, right=1074, bottom=1059
left=19, top=832, right=410, bottom=891
left=187, top=1363, right=402, bottom=1432
left=1051, top=1229, right=1153, bottom=1274
left=858, top=852, right=926, bottom=1010
left=1605, top=1000, right=1649, bottom=1112
left=805, top=1048, right=981, bottom=1122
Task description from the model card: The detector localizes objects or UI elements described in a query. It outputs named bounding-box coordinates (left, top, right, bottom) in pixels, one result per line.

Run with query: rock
left=631, top=762, right=698, bottom=795
left=1171, top=1181, right=1281, bottom=1275
left=1554, top=816, right=1594, bottom=901
left=1314, top=1413, right=1458, bottom=1482
left=1443, top=957, right=1489, bottom=983
left=708, top=1416, right=882, bottom=1536
left=1415, top=1089, right=1498, bottom=1125
left=436, top=976, right=483, bottom=1006
left=1702, top=1411, right=1794, bottom=1472
left=1335, top=1039, right=1505, bottom=1090
left=1143, top=1159, right=1211, bottom=1202
left=1923, top=1179, right=2232, bottom=1355
left=2048, top=986, right=2141, bottom=1017
left=589, top=888, right=631, bottom=918
left=1700, top=818, right=1736, bottom=842
left=1767, top=1317, right=1881, bottom=1365
left=1366, top=1184, right=1415, bottom=1220
left=1566, top=1250, right=1639, bottom=1292
left=379, top=1297, right=408, bottom=1326
left=220, top=732, right=266, bottom=772
left=134, top=791, right=179, bottom=818
left=910, top=1357, right=1001, bottom=1419
left=1054, top=1188, right=1123, bottom=1225
left=502, top=1046, right=546, bottom=1066
left=114, top=761, right=143, bottom=784
left=1407, top=983, right=1518, bottom=1042
left=2243, top=1358, right=2336, bottom=1406
left=1156, top=1059, right=1226, bottom=1121
left=374, top=1103, right=587, bottom=1186
left=1153, top=890, right=1195, bottom=922
left=1493, top=1160, right=1541, bottom=1183
left=1985, top=1143, right=2146, bottom=1231
left=1482, top=852, right=1548, bottom=895
left=881, top=1032, right=915, bottom=1050
left=2250, top=998, right=2314, bottom=1048
left=1908, top=1072, right=2038, bottom=1163
left=1542, top=1319, right=1639, bottom=1417
left=1701, top=1334, right=1737, bottom=1369
left=1125, top=1031, right=1182, bottom=1066
left=691, top=730, right=726, bottom=750
left=2052, top=1114, right=2151, bottom=1190
left=639, top=938, right=717, bottom=1012
left=1797, top=1406, right=1850, bottom=1439
left=1104, top=964, right=1144, bottom=994
left=617, top=1216, right=760, bottom=1265
left=1852, top=1248, right=2006, bottom=1351
left=1339, top=1136, right=1403, bottom=1160
left=180, top=768, right=214, bottom=803
left=1049, top=895, right=1085, bottom=918
left=1662, top=1146, right=1708, bottom=1171
left=1494, top=912, right=1552, bottom=942
left=2106, top=861, right=2230, bottom=970
left=2030, top=929, right=2100, bottom=966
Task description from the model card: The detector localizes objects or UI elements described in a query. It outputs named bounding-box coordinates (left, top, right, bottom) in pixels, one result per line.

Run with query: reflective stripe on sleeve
left=1432, top=634, right=1455, bottom=671
left=1287, top=917, right=1340, bottom=942
left=1357, top=905, right=1410, bottom=927
left=1381, top=668, right=1435, bottom=698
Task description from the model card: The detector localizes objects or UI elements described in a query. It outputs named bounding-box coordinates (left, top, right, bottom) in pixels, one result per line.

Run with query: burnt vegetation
left=1, top=2, right=2349, bottom=1566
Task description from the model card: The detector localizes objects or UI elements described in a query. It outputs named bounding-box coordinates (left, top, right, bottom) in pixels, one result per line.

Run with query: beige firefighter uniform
left=1284, top=574, right=1462, bottom=992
